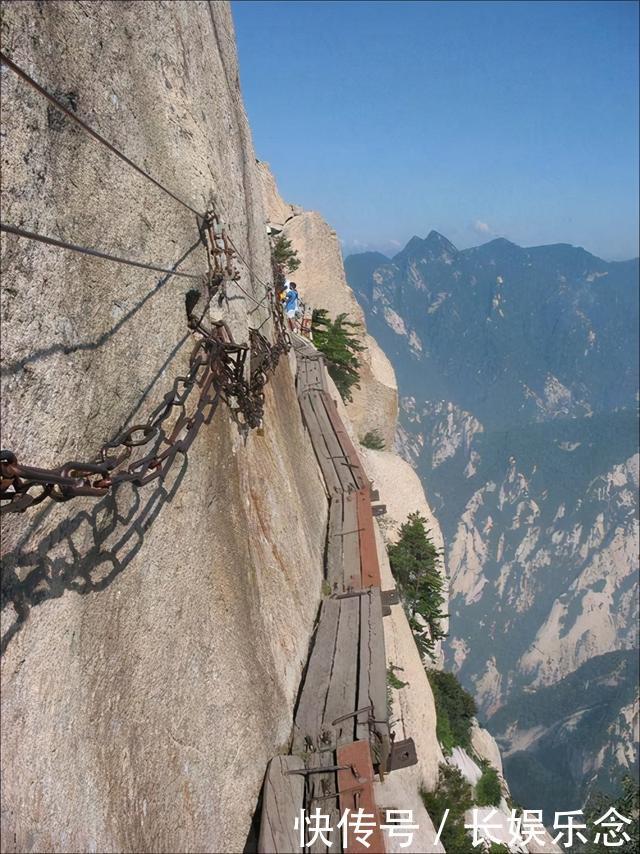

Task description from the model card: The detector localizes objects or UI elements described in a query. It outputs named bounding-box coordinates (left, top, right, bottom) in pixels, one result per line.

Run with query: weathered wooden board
left=258, top=755, right=305, bottom=854
left=356, top=487, right=382, bottom=589
left=336, top=741, right=386, bottom=854
left=306, top=359, right=324, bottom=391
left=309, top=392, right=358, bottom=494
left=326, top=496, right=345, bottom=593
left=323, top=596, right=360, bottom=748
left=293, top=598, right=340, bottom=751
left=355, top=590, right=389, bottom=771
left=341, top=493, right=361, bottom=591
left=368, top=587, right=390, bottom=773
left=320, top=393, right=368, bottom=490
left=356, top=591, right=372, bottom=744
left=299, top=393, right=342, bottom=496
left=306, top=749, right=341, bottom=853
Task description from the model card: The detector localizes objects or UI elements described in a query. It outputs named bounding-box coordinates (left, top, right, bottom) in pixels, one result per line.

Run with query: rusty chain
left=0, top=214, right=291, bottom=515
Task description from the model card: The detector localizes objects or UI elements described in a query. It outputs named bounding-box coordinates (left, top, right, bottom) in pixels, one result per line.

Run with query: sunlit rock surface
left=0, top=4, right=327, bottom=852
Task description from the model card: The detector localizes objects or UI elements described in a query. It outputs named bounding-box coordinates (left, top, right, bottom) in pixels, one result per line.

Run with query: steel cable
left=0, top=223, right=204, bottom=281
left=0, top=51, right=207, bottom=220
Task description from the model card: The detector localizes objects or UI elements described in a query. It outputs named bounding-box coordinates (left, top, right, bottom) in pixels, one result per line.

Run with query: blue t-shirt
left=285, top=289, right=299, bottom=312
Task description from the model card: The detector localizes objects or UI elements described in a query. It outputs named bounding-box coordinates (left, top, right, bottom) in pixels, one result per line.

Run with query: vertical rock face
left=257, top=162, right=399, bottom=448
left=1, top=4, right=328, bottom=852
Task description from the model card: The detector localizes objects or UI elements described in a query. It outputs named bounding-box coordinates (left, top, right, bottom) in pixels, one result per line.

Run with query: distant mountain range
left=345, top=232, right=639, bottom=812
left=347, top=231, right=638, bottom=429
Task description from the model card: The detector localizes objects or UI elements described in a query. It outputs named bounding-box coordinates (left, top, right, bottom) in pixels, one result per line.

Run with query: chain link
left=1, top=216, right=291, bottom=515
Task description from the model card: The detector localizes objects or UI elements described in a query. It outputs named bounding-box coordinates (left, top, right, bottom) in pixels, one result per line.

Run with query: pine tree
left=271, top=234, right=300, bottom=273
left=387, top=512, right=447, bottom=662
left=311, top=309, right=365, bottom=402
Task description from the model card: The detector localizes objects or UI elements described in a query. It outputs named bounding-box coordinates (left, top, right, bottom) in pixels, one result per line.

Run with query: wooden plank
left=305, top=353, right=328, bottom=392
left=341, top=493, right=361, bottom=591
left=368, top=588, right=391, bottom=774
left=354, top=590, right=390, bottom=771
left=320, top=393, right=368, bottom=490
left=336, top=742, right=386, bottom=854
left=356, top=488, right=382, bottom=589
left=356, top=591, right=372, bottom=744
left=293, top=598, right=341, bottom=751
left=296, top=356, right=310, bottom=396
left=306, top=750, right=341, bottom=854
left=326, top=496, right=345, bottom=593
left=309, top=392, right=358, bottom=494
left=323, top=596, right=360, bottom=747
left=299, top=394, right=342, bottom=496
left=258, top=755, right=305, bottom=854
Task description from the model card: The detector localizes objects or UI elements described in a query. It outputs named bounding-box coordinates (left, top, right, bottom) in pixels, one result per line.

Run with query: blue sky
left=233, top=1, right=639, bottom=260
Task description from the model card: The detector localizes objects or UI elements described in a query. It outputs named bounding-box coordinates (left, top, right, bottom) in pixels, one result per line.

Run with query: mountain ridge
left=377, top=231, right=639, bottom=267
left=344, top=228, right=639, bottom=817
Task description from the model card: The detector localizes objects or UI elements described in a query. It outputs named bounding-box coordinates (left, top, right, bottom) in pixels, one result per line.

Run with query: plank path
left=258, top=336, right=402, bottom=853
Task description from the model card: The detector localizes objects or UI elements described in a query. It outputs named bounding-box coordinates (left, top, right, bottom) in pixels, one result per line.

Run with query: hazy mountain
left=489, top=649, right=639, bottom=824
left=345, top=232, right=639, bottom=811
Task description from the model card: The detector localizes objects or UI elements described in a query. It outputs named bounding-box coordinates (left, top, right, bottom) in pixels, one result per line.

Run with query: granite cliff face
left=1, top=4, right=328, bottom=852
left=346, top=232, right=639, bottom=814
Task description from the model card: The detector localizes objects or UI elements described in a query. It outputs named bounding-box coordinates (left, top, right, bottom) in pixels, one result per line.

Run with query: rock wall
left=1, top=4, right=328, bottom=852
left=257, top=162, right=399, bottom=449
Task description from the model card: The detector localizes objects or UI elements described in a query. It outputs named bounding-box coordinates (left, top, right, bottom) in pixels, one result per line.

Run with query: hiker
left=279, top=278, right=290, bottom=304
left=284, top=281, right=299, bottom=331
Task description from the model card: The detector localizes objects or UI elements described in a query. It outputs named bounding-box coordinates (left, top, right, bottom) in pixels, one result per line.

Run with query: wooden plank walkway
left=258, top=756, right=305, bottom=854
left=258, top=335, right=400, bottom=853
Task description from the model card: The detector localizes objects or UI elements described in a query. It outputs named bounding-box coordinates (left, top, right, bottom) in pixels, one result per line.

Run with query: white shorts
left=286, top=309, right=296, bottom=318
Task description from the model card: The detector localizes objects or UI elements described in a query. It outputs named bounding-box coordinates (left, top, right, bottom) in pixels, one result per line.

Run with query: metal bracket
left=381, top=588, right=399, bottom=615
left=331, top=706, right=372, bottom=726
left=387, top=737, right=418, bottom=772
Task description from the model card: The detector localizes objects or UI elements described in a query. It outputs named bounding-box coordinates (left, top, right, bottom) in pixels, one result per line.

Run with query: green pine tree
left=421, top=764, right=474, bottom=854
left=271, top=234, right=300, bottom=273
left=387, top=512, right=447, bottom=662
left=311, top=309, right=365, bottom=402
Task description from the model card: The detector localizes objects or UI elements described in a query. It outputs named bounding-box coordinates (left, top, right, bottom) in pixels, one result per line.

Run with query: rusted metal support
left=381, top=589, right=399, bottom=613
left=387, top=737, right=418, bottom=772
left=356, top=488, right=382, bottom=589
left=336, top=741, right=386, bottom=854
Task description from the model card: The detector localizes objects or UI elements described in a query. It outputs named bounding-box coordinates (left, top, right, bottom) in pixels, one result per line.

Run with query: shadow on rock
left=1, top=455, right=188, bottom=655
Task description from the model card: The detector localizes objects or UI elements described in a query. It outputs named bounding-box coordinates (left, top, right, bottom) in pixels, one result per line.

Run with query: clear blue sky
left=232, top=1, right=639, bottom=260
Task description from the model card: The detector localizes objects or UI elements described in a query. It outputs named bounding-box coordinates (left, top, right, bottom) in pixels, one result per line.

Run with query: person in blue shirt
left=284, top=282, right=299, bottom=330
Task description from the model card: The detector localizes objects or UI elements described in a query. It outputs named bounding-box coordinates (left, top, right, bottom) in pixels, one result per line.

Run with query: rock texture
left=360, top=448, right=444, bottom=550
left=1, top=4, right=327, bottom=852
left=257, top=163, right=398, bottom=448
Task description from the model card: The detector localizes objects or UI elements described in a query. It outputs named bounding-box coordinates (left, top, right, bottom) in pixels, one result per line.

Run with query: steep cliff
left=256, top=164, right=458, bottom=849
left=257, top=162, right=399, bottom=450
left=254, top=161, right=559, bottom=854
left=1, top=4, right=327, bottom=852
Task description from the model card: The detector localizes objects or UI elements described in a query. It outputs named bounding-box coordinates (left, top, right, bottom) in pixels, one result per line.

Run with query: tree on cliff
left=311, top=309, right=365, bottom=402
left=272, top=234, right=300, bottom=273
left=387, top=512, right=447, bottom=662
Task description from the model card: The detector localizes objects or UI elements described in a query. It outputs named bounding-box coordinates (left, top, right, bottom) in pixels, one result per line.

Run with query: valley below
left=346, top=231, right=639, bottom=815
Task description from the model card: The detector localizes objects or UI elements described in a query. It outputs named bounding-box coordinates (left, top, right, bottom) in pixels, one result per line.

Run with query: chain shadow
left=1, top=237, right=203, bottom=378
left=1, top=453, right=188, bottom=656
